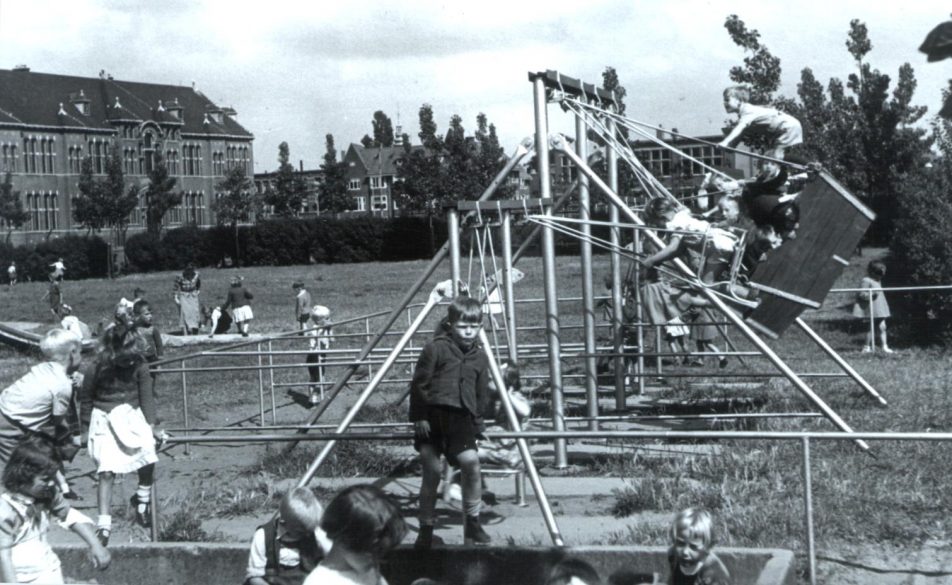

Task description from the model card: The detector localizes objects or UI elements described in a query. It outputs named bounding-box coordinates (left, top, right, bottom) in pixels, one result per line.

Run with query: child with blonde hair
left=303, top=484, right=406, bottom=585
left=0, top=437, right=110, bottom=584
left=668, top=507, right=731, bottom=585
left=305, top=305, right=334, bottom=406
left=245, top=487, right=331, bottom=585
left=719, top=85, right=803, bottom=161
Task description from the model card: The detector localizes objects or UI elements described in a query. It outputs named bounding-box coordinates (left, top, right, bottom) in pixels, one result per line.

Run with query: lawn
left=1, top=248, right=949, bottom=565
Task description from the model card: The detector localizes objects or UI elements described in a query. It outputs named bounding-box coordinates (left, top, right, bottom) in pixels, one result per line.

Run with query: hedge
left=0, top=235, right=109, bottom=281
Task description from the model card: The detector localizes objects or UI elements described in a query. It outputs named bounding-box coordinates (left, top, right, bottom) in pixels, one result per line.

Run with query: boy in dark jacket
left=410, top=295, right=491, bottom=548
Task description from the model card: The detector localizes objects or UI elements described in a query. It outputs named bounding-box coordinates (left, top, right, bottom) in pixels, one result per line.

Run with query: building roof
left=346, top=143, right=425, bottom=176
left=0, top=68, right=252, bottom=138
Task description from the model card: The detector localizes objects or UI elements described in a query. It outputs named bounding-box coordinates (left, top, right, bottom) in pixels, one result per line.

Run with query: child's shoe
left=130, top=495, right=151, bottom=528
left=95, top=527, right=110, bottom=547
left=862, top=346, right=872, bottom=353
left=718, top=357, right=729, bottom=369
left=309, top=391, right=321, bottom=406
left=463, top=515, right=491, bottom=546
left=414, top=524, right=444, bottom=550
left=882, top=346, right=895, bottom=354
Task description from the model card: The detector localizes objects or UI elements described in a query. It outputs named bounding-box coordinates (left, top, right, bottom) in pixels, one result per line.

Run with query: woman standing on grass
left=173, top=264, right=201, bottom=335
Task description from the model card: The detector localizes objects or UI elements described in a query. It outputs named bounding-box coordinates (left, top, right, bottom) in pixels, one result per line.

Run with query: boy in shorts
left=409, top=295, right=491, bottom=548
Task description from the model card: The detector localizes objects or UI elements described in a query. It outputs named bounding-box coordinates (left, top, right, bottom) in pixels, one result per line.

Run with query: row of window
left=637, top=145, right=723, bottom=178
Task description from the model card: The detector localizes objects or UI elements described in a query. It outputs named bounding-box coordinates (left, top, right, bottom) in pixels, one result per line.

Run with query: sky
left=0, top=0, right=949, bottom=172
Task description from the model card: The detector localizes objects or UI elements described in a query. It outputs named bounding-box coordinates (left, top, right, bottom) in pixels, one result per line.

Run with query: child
left=0, top=437, right=110, bottom=584
left=668, top=507, right=731, bottom=585
left=409, top=295, right=492, bottom=548
left=49, top=257, right=66, bottom=281
left=303, top=484, right=407, bottom=585
left=42, top=277, right=63, bottom=321
left=719, top=85, right=803, bottom=162
left=546, top=558, right=603, bottom=585
left=0, top=328, right=84, bottom=497
left=117, top=287, right=146, bottom=315
left=223, top=275, right=255, bottom=337
left=133, top=299, right=164, bottom=398
left=477, top=361, right=531, bottom=469
left=81, top=315, right=163, bottom=545
left=856, top=260, right=893, bottom=353
left=245, top=487, right=332, bottom=585
left=60, top=304, right=91, bottom=342
left=293, top=281, right=313, bottom=331
left=7, top=260, right=16, bottom=287
left=642, top=197, right=739, bottom=285
left=305, top=305, right=334, bottom=406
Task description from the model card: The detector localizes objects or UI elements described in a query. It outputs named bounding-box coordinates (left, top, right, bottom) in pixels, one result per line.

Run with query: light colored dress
left=855, top=276, right=890, bottom=319
left=173, top=271, right=202, bottom=332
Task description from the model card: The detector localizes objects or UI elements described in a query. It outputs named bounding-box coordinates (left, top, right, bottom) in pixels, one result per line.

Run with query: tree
left=317, top=134, right=353, bottom=214
left=0, top=173, right=29, bottom=242
left=213, top=165, right=259, bottom=266
left=724, top=14, right=782, bottom=103
left=589, top=66, right=641, bottom=201
left=144, top=148, right=182, bottom=236
left=264, top=142, right=306, bottom=217
left=73, top=156, right=108, bottom=233
left=372, top=111, right=395, bottom=147
left=72, top=147, right=137, bottom=244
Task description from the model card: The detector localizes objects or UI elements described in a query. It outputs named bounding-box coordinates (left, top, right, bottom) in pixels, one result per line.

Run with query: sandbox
left=57, top=543, right=795, bottom=585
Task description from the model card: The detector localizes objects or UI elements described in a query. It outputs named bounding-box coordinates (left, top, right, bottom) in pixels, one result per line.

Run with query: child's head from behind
left=40, top=328, right=81, bottom=371
left=545, top=557, right=602, bottom=585
left=321, top=484, right=406, bottom=567
left=279, top=487, right=323, bottom=541
left=671, top=507, right=715, bottom=572
left=723, top=85, right=750, bottom=111
left=3, top=436, right=59, bottom=502
left=868, top=260, right=886, bottom=280
left=310, top=305, right=331, bottom=326
left=643, top=197, right=679, bottom=228
left=446, top=296, right=483, bottom=349
left=133, top=300, right=153, bottom=327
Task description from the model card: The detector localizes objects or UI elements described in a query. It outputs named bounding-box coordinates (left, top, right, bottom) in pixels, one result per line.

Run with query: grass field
left=1, top=249, right=950, bottom=562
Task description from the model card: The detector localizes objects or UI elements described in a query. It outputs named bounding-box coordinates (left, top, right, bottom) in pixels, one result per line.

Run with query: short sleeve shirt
left=0, top=362, right=72, bottom=430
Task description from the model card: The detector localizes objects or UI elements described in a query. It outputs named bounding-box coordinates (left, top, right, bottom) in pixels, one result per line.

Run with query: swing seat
left=743, top=171, right=875, bottom=338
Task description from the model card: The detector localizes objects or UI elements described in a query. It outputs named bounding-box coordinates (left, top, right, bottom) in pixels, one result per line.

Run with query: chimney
left=299, top=160, right=303, bottom=172
left=13, top=64, right=29, bottom=72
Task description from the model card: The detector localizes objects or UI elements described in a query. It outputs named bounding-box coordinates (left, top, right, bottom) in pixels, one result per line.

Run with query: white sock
left=136, top=485, right=151, bottom=512
left=97, top=515, right=112, bottom=531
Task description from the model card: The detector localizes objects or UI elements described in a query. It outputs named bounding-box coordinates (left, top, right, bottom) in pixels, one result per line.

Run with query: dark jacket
left=408, top=331, right=489, bottom=432
left=223, top=285, right=253, bottom=310
left=80, top=359, right=156, bottom=426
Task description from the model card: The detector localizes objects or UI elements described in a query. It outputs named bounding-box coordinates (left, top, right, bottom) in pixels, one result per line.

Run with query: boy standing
left=6, top=261, right=15, bottom=288
left=410, top=295, right=492, bottom=548
left=292, top=281, right=312, bottom=331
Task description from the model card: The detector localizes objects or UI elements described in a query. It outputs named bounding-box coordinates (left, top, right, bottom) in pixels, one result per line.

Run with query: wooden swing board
left=744, top=171, right=875, bottom=338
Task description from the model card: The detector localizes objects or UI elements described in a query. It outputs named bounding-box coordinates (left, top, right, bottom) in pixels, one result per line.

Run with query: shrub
left=0, top=235, right=108, bottom=281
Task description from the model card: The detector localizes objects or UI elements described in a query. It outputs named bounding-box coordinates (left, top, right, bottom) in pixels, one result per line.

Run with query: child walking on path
left=224, top=276, right=255, bottom=337
left=81, top=316, right=164, bottom=546
left=303, top=484, right=406, bottom=585
left=133, top=299, right=164, bottom=398
left=667, top=507, right=731, bottom=585
left=855, top=260, right=893, bottom=353
left=245, top=487, right=331, bottom=585
left=305, top=306, right=334, bottom=406
left=293, top=281, right=313, bottom=331
left=0, top=437, right=110, bottom=584
left=409, top=295, right=492, bottom=548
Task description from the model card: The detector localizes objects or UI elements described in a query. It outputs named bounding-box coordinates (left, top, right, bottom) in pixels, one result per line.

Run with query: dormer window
left=206, top=107, right=223, bottom=124
left=167, top=98, right=183, bottom=121
left=70, top=89, right=91, bottom=116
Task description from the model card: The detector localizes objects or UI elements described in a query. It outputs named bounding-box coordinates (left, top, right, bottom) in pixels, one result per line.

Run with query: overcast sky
left=0, top=1, right=949, bottom=172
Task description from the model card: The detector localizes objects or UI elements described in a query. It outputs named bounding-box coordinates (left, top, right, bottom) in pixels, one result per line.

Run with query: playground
left=2, top=71, right=951, bottom=585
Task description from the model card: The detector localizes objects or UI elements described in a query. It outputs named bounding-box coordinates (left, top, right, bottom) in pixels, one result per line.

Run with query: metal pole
left=553, top=134, right=869, bottom=451
left=149, top=482, right=158, bottom=542
left=575, top=100, right=599, bottom=431
left=480, top=329, right=564, bottom=546
left=257, top=342, right=265, bottom=426
left=180, top=361, right=189, bottom=456
left=795, top=317, right=887, bottom=405
left=295, top=282, right=450, bottom=487
left=283, top=139, right=532, bottom=453
left=448, top=207, right=461, bottom=297
left=802, top=437, right=817, bottom=585
left=268, top=340, right=276, bottom=425
left=607, top=113, right=626, bottom=407
left=501, top=209, right=518, bottom=363
left=534, top=76, right=567, bottom=467
left=634, top=229, right=646, bottom=394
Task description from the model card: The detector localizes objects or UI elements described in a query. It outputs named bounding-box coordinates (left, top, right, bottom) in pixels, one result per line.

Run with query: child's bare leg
left=457, top=448, right=490, bottom=544
left=97, top=471, right=114, bottom=543
left=878, top=320, right=891, bottom=351
left=132, top=464, right=155, bottom=526
left=417, top=445, right=442, bottom=526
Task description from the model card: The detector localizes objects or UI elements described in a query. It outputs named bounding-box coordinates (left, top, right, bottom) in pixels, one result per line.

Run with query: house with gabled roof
left=0, top=66, right=254, bottom=244
left=342, top=141, right=426, bottom=218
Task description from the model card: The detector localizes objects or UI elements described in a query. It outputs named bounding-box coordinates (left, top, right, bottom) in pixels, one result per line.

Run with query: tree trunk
left=428, top=212, right=436, bottom=256
left=233, top=222, right=240, bottom=267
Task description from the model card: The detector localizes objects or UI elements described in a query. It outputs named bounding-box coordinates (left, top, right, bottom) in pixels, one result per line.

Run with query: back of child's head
left=40, top=327, right=80, bottom=362
left=59, top=303, right=73, bottom=316
left=134, top=287, right=146, bottom=298
left=99, top=316, right=145, bottom=369
left=447, top=295, right=483, bottom=325
left=724, top=85, right=751, bottom=103
left=133, top=299, right=150, bottom=315
left=231, top=275, right=243, bottom=287
left=502, top=360, right=521, bottom=392
left=545, top=557, right=603, bottom=585
left=3, top=436, right=59, bottom=494
left=310, top=305, right=331, bottom=322
left=321, top=484, right=406, bottom=556
left=280, top=487, right=324, bottom=533
left=671, top=507, right=715, bottom=550
left=643, top=197, right=679, bottom=227
left=868, top=260, right=886, bottom=279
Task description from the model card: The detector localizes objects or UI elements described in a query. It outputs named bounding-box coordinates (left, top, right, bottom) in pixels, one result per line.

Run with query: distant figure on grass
left=668, top=507, right=731, bottom=585
left=6, top=261, right=16, bottom=288
left=117, top=287, right=146, bottom=315
left=303, top=484, right=406, bottom=585
left=0, top=437, right=110, bottom=584
left=293, top=281, right=313, bottom=331
left=409, top=295, right=492, bottom=548
left=245, top=487, right=331, bottom=585
left=305, top=305, right=334, bottom=406
left=80, top=315, right=165, bottom=546
left=41, top=277, right=64, bottom=322
left=546, top=557, right=603, bottom=585
left=223, top=275, right=255, bottom=337
left=49, top=257, right=66, bottom=281
left=0, top=329, right=84, bottom=499
left=173, top=264, right=202, bottom=335
left=854, top=260, right=893, bottom=354
left=133, top=299, right=164, bottom=398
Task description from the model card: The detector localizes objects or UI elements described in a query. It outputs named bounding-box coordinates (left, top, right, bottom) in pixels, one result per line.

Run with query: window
left=369, top=176, right=384, bottom=190
left=87, top=139, right=108, bottom=174
left=68, top=146, right=83, bottom=174
left=348, top=179, right=361, bottom=191
left=1, top=144, right=17, bottom=173
left=212, top=151, right=224, bottom=176
left=355, top=196, right=366, bottom=212
left=23, top=138, right=36, bottom=173
left=45, top=193, right=58, bottom=230
left=39, top=138, right=54, bottom=174
left=371, top=194, right=388, bottom=211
